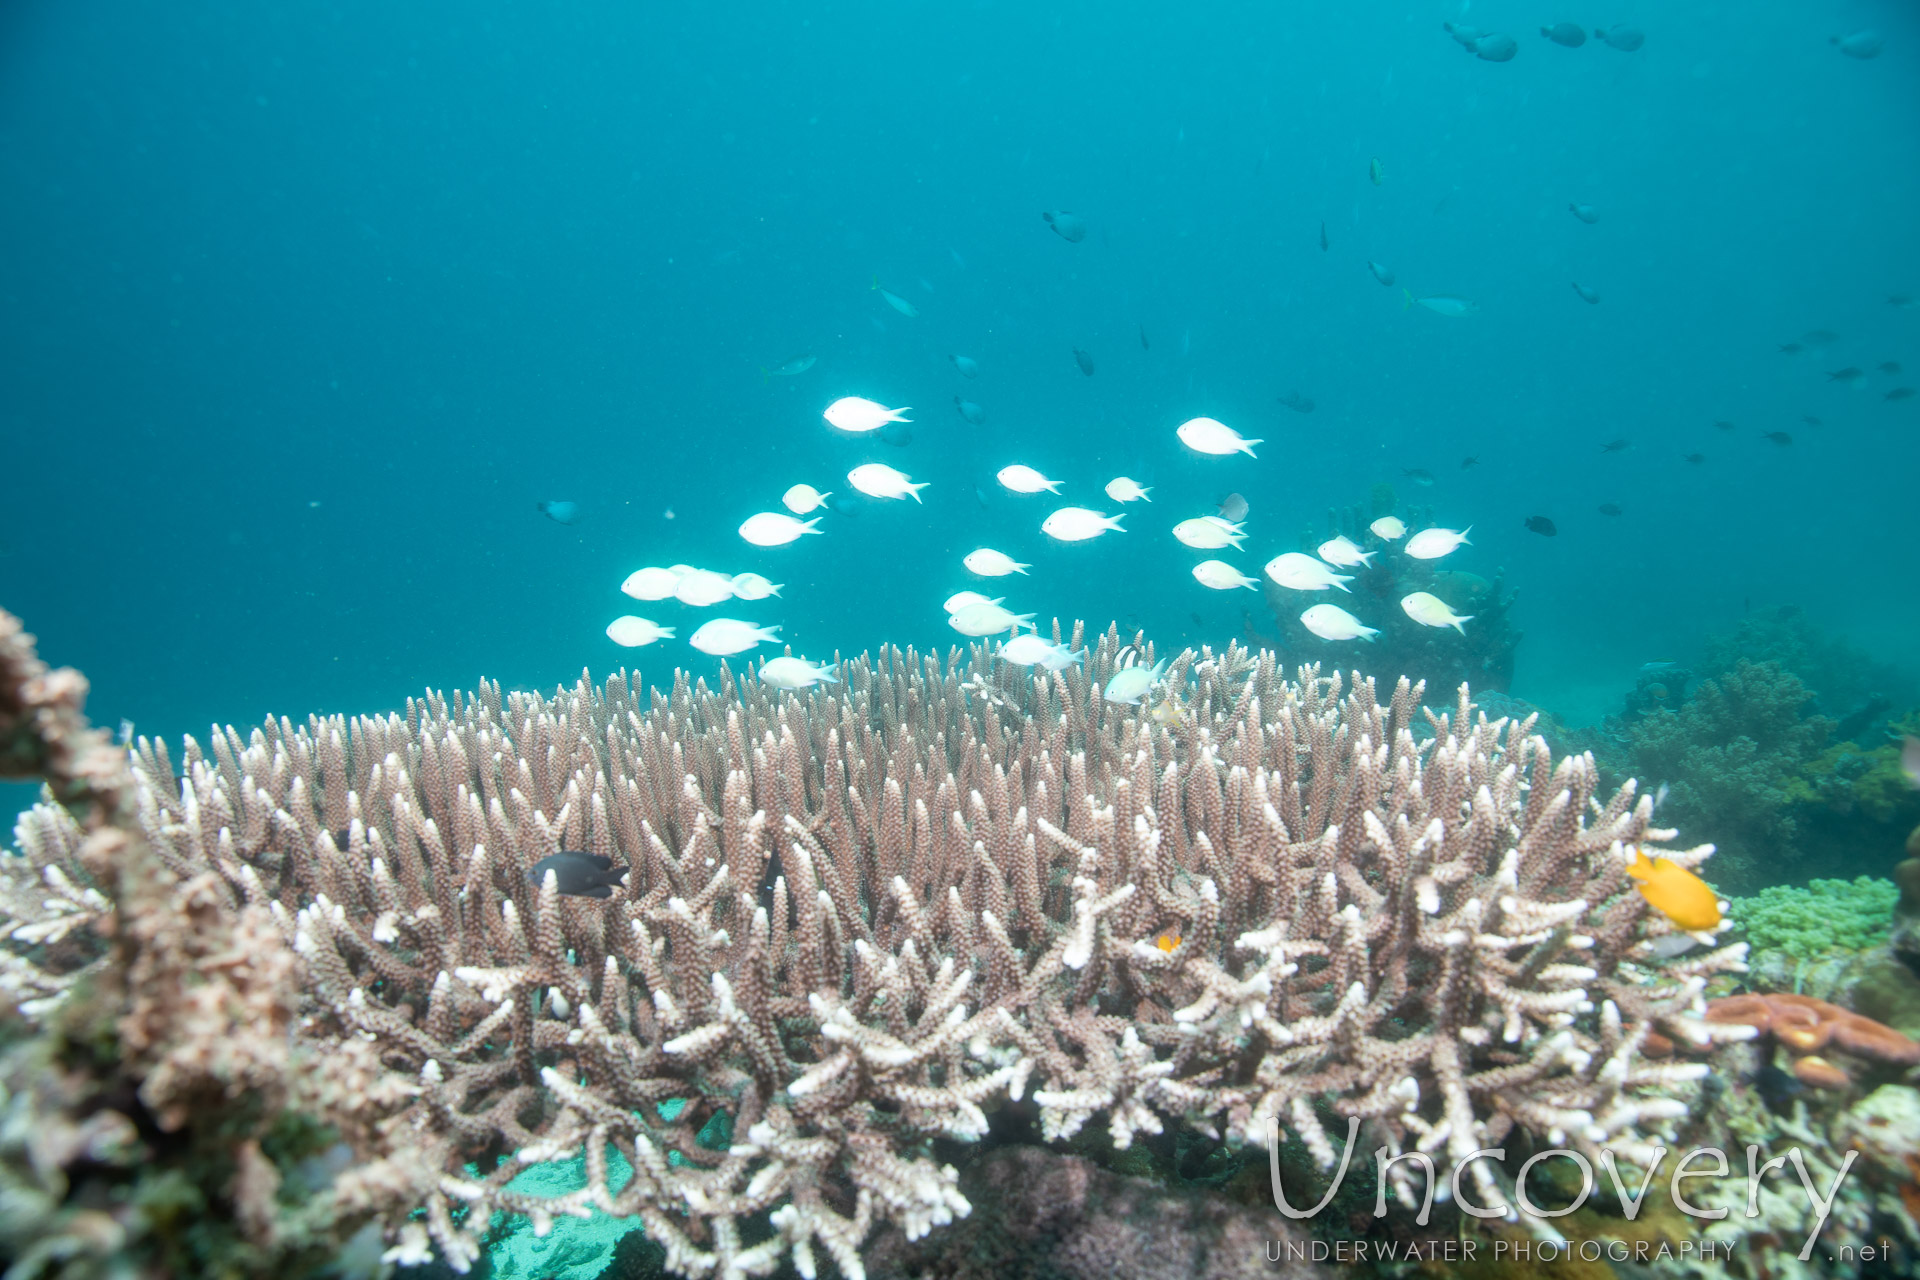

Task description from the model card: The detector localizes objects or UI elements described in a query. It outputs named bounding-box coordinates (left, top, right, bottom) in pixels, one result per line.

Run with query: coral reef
left=1619, top=660, right=1835, bottom=890
left=1257, top=488, right=1522, bottom=696
left=0, top=608, right=442, bottom=1280
left=1729, top=877, right=1897, bottom=962
left=3, top=611, right=1754, bottom=1277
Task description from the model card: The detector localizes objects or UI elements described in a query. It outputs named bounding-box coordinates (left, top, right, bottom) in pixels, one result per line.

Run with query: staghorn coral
left=0, top=608, right=439, bottom=1280
left=4, top=623, right=1753, bottom=1278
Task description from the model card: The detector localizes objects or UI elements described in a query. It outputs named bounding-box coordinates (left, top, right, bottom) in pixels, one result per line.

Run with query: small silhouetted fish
left=1319, top=221, right=1329, bottom=251
left=1367, top=260, right=1395, bottom=286
left=1684, top=453, right=1705, bottom=464
left=881, top=420, right=913, bottom=446
left=1595, top=25, right=1644, bottom=51
left=1541, top=22, right=1586, bottom=47
left=762, top=353, right=816, bottom=378
left=973, top=485, right=990, bottom=509
left=1139, top=324, right=1150, bottom=350
left=1524, top=516, right=1557, bottom=536
left=1571, top=282, right=1600, bottom=304
left=1887, top=388, right=1916, bottom=402
left=538, top=500, right=579, bottom=525
left=949, top=354, right=979, bottom=378
left=1403, top=468, right=1436, bottom=486
left=1217, top=492, right=1249, bottom=522
left=1762, top=431, right=1793, bottom=445
left=1043, top=210, right=1087, bottom=242
left=954, top=397, right=985, bottom=424
left=1832, top=30, right=1883, bottom=60
left=1891, top=295, right=1916, bottom=309
left=1598, top=503, right=1623, bottom=516
left=1461, top=456, right=1478, bottom=468
left=1569, top=202, right=1599, bottom=223
left=1713, top=421, right=1735, bottom=431
left=1754, top=1062, right=1803, bottom=1113
left=1443, top=21, right=1484, bottom=48
left=1600, top=438, right=1629, bottom=453
left=1474, top=32, right=1518, bottom=61
left=1778, top=343, right=1803, bottom=354
left=1804, top=329, right=1837, bottom=346
left=1802, top=414, right=1821, bottom=426
left=829, top=493, right=861, bottom=517
left=1073, top=348, right=1096, bottom=376
left=1879, top=361, right=1902, bottom=375
left=527, top=851, right=627, bottom=898
left=1278, top=391, right=1315, bottom=413
left=1827, top=367, right=1864, bottom=384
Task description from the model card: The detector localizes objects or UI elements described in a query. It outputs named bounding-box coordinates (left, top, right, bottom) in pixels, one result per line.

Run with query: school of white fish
left=610, top=405, right=1482, bottom=705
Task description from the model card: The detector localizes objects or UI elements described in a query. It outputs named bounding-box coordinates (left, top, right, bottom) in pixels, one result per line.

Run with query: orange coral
left=1788, top=1055, right=1851, bottom=1090
left=1704, top=992, right=1920, bottom=1065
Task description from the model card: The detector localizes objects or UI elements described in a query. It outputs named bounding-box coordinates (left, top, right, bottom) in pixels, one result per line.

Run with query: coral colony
left=1, top=605, right=1792, bottom=1277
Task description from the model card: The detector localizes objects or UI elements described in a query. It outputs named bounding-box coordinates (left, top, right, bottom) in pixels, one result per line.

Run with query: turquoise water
left=4, top=5, right=1920, bottom=1276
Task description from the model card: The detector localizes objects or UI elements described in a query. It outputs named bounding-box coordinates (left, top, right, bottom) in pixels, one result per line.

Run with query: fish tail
left=660, top=627, right=676, bottom=638
left=908, top=482, right=928, bottom=503
left=1451, top=616, right=1473, bottom=634
left=1240, top=438, right=1263, bottom=457
left=1402, top=288, right=1414, bottom=311
left=892, top=408, right=913, bottom=422
left=871, top=274, right=881, bottom=290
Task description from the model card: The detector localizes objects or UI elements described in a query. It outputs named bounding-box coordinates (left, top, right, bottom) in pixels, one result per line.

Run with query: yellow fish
left=1150, top=696, right=1183, bottom=728
left=1154, top=931, right=1181, bottom=953
left=1625, top=848, right=1720, bottom=931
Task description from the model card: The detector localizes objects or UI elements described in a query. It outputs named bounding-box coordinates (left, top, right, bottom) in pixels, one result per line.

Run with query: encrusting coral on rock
left=2, top=609, right=1755, bottom=1278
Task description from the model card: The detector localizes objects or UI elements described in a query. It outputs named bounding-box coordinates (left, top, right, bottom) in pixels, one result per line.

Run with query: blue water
left=3, top=1, right=1916, bottom=784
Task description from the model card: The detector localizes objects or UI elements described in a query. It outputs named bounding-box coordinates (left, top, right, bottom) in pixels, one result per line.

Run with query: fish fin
left=803, top=518, right=823, bottom=534
left=660, top=627, right=676, bottom=638
left=1140, top=489, right=1152, bottom=501
left=1240, top=438, right=1263, bottom=457
left=908, top=482, right=929, bottom=503
left=871, top=274, right=881, bottom=290
left=1450, top=616, right=1474, bottom=633
left=892, top=408, right=913, bottom=422
left=1459, top=525, right=1473, bottom=542
left=1403, top=288, right=1414, bottom=311
left=583, top=885, right=614, bottom=899
left=585, top=854, right=613, bottom=869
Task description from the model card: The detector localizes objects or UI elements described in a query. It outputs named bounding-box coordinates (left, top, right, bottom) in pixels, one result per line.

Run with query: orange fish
left=1625, top=848, right=1721, bottom=931
left=1154, top=931, right=1181, bottom=953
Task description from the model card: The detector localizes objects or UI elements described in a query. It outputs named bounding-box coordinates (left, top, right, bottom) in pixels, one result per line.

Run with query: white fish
left=999, top=633, right=1072, bottom=666
left=943, top=590, right=1001, bottom=614
left=688, top=618, right=782, bottom=656
left=1403, top=292, right=1480, bottom=318
left=1369, top=516, right=1407, bottom=540
left=1172, top=517, right=1245, bottom=550
left=730, top=573, right=783, bottom=600
left=674, top=569, right=738, bottom=607
left=996, top=464, right=1063, bottom=494
left=759, top=656, right=839, bottom=689
left=1103, top=658, right=1169, bottom=705
left=1041, top=507, right=1125, bottom=541
left=620, top=566, right=684, bottom=601
left=824, top=397, right=912, bottom=434
left=964, top=548, right=1030, bottom=576
left=1316, top=536, right=1375, bottom=568
left=848, top=462, right=929, bottom=502
left=1300, top=604, right=1379, bottom=642
left=1038, top=645, right=1084, bottom=672
left=1176, top=416, right=1262, bottom=457
left=1404, top=526, right=1472, bottom=560
left=738, top=512, right=823, bottom=546
left=949, top=601, right=1035, bottom=637
left=1192, top=560, right=1259, bottom=591
left=874, top=281, right=919, bottom=317
left=782, top=484, right=831, bottom=514
left=1401, top=591, right=1473, bottom=633
left=1105, top=477, right=1152, bottom=503
left=1264, top=552, right=1353, bottom=593
left=605, top=616, right=674, bottom=647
